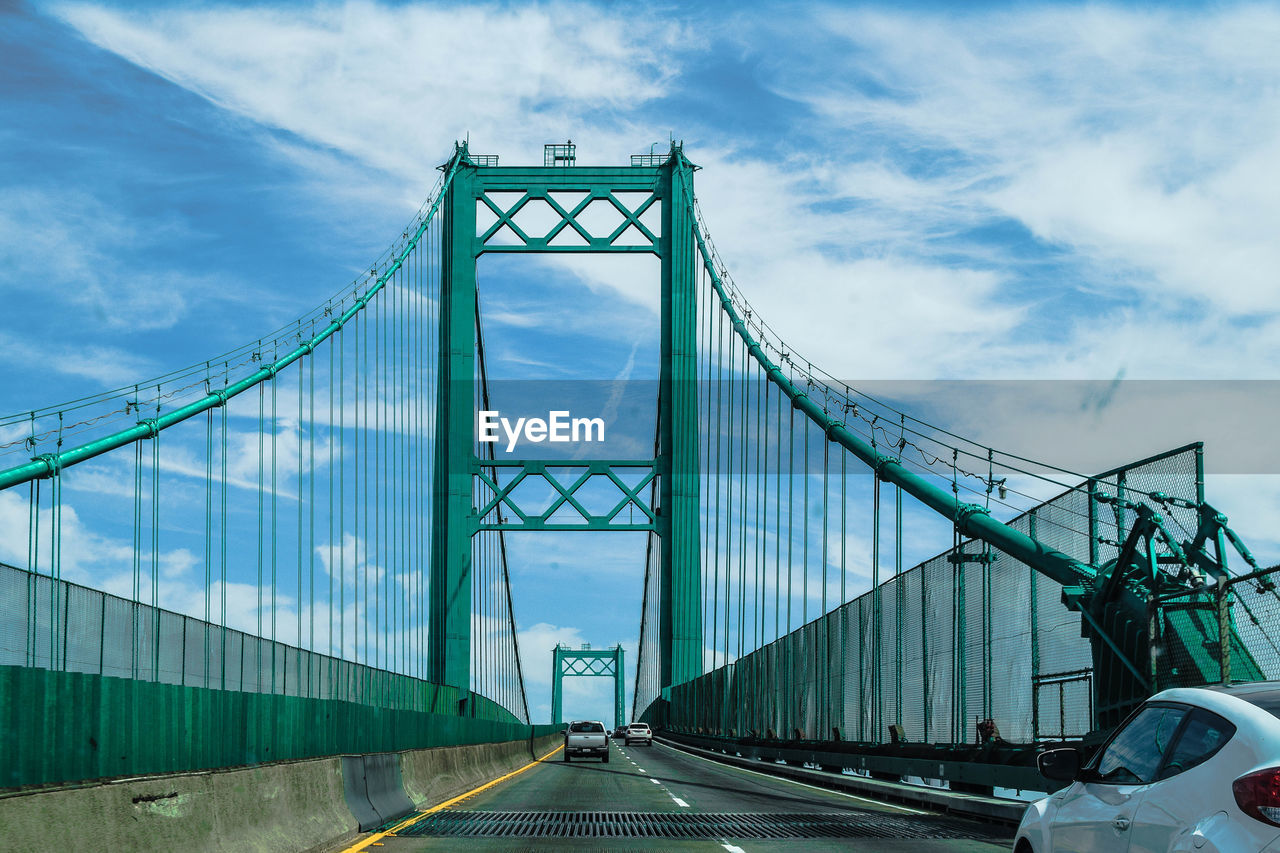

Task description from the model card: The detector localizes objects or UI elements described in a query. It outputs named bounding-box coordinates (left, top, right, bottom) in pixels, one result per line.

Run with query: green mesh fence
left=1158, top=569, right=1280, bottom=692
left=0, top=561, right=545, bottom=790
left=668, top=444, right=1225, bottom=746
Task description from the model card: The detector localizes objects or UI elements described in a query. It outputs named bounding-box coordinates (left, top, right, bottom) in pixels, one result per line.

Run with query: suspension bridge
left=1, top=141, right=1276, bottom=851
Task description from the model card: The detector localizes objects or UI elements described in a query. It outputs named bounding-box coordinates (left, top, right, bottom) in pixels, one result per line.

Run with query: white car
left=624, top=722, right=652, bottom=746
left=1016, top=682, right=1280, bottom=852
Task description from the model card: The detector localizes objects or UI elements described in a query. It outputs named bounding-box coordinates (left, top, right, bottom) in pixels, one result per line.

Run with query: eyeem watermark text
left=478, top=410, right=605, bottom=452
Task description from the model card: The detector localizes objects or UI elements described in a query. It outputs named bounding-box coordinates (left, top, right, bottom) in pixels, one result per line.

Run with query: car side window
left=1158, top=710, right=1235, bottom=780
left=1094, top=705, right=1188, bottom=785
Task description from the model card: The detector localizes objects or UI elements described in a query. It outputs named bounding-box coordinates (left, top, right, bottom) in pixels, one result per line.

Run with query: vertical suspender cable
left=737, top=321, right=747, bottom=668
left=712, top=294, right=723, bottom=669
left=205, top=381, right=213, bottom=686
left=271, top=348, right=279, bottom=691
left=786, top=402, right=794, bottom=635
left=872, top=474, right=881, bottom=744
left=221, top=363, right=229, bottom=691
left=298, top=327, right=305, bottom=655
left=802, top=416, right=809, bottom=625
left=256, top=380, right=264, bottom=687
left=329, top=315, right=336, bottom=680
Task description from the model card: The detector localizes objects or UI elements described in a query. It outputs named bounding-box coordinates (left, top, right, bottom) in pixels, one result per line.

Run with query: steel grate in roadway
left=395, top=810, right=1010, bottom=840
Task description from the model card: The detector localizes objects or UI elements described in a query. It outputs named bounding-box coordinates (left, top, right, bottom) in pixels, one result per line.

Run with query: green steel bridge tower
left=429, top=142, right=702, bottom=699
left=551, top=644, right=626, bottom=729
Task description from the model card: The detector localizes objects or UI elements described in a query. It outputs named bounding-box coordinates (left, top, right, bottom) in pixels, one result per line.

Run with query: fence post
left=99, top=592, right=107, bottom=675
left=1218, top=581, right=1232, bottom=685
left=921, top=565, right=929, bottom=741
left=1029, top=508, right=1041, bottom=736
left=1148, top=599, right=1160, bottom=692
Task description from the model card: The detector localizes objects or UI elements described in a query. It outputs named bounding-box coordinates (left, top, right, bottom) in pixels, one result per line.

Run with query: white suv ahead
left=624, top=722, right=652, bottom=746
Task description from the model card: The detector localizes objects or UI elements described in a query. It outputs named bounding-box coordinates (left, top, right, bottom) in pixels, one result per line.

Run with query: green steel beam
left=476, top=185, right=658, bottom=254
left=473, top=169, right=661, bottom=256
left=616, top=644, right=627, bottom=727
left=472, top=458, right=656, bottom=531
left=658, top=150, right=703, bottom=690
left=551, top=645, right=563, bottom=725
left=428, top=149, right=479, bottom=692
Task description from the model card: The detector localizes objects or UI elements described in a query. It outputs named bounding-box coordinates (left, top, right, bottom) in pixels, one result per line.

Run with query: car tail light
left=1233, top=767, right=1280, bottom=826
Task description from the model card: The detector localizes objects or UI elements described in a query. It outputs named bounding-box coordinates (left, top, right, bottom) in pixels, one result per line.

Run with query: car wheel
left=1014, top=840, right=1033, bottom=853
left=563, top=752, right=570, bottom=762
left=603, top=753, right=610, bottom=763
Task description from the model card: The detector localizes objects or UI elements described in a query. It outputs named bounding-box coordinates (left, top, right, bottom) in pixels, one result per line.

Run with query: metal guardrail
left=657, top=734, right=1033, bottom=824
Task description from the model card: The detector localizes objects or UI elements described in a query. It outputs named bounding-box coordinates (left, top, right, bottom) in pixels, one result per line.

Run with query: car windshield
left=569, top=722, right=604, bottom=733
left=629, top=724, right=649, bottom=730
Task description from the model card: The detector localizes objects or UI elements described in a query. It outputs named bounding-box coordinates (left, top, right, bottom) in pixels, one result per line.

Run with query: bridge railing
left=0, top=558, right=532, bottom=789
left=664, top=444, right=1206, bottom=747
left=0, top=560, right=497, bottom=712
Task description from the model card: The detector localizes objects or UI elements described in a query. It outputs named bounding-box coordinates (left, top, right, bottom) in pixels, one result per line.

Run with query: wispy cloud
left=55, top=1, right=689, bottom=171
left=728, top=4, right=1280, bottom=377
left=0, top=331, right=154, bottom=387
left=0, top=186, right=218, bottom=331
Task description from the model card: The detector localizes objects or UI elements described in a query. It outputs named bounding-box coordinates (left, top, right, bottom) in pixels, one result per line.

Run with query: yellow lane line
left=339, top=743, right=564, bottom=853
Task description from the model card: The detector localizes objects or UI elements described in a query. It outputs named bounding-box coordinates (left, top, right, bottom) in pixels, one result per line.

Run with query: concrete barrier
left=0, top=734, right=562, bottom=852
left=0, top=756, right=357, bottom=853
left=340, top=753, right=415, bottom=832
left=399, top=733, right=560, bottom=809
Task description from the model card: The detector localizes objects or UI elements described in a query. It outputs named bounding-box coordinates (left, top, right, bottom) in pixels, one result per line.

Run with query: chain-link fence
left=0, top=558, right=544, bottom=788
left=668, top=444, right=1225, bottom=746
left=1159, top=568, right=1280, bottom=690
left=0, top=560, right=519, bottom=719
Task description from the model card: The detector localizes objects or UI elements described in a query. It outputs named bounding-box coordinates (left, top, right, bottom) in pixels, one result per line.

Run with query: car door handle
left=1113, top=817, right=1132, bottom=832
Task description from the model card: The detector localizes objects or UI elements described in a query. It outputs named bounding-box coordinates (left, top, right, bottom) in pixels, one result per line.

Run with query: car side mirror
left=1038, top=747, right=1082, bottom=783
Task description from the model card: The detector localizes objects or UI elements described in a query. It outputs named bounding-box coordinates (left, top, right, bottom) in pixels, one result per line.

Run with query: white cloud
left=0, top=332, right=156, bottom=388
left=746, top=5, right=1280, bottom=377
left=0, top=187, right=215, bottom=331
left=56, top=1, right=688, bottom=173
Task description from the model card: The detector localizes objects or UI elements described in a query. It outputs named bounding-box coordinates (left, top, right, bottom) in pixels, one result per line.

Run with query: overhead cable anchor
left=34, top=453, right=60, bottom=478
left=954, top=502, right=990, bottom=529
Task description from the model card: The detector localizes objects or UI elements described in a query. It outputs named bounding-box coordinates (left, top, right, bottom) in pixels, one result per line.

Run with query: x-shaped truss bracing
left=472, top=459, right=656, bottom=531
left=477, top=189, right=660, bottom=254
left=562, top=657, right=618, bottom=677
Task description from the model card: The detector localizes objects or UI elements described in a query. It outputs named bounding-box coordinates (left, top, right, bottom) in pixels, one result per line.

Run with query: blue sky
left=2, top=0, right=1280, bottom=724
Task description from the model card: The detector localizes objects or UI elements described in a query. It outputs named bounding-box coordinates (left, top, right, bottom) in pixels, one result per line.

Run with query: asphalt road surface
left=366, top=739, right=1015, bottom=852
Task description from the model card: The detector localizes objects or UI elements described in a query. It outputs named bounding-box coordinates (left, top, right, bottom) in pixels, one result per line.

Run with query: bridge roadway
left=352, top=739, right=1015, bottom=852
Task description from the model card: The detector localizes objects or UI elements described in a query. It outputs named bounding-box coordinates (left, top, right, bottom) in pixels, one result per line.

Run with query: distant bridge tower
left=551, top=643, right=626, bottom=729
